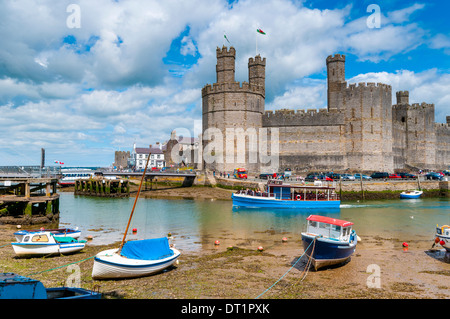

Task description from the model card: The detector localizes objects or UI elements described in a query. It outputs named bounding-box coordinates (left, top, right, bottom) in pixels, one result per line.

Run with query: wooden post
left=417, top=175, right=421, bottom=190
left=360, top=173, right=365, bottom=200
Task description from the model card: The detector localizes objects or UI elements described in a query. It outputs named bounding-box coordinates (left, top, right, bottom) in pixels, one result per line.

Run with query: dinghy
left=400, top=190, right=423, bottom=199
left=14, top=228, right=81, bottom=241
left=11, top=231, right=86, bottom=257
left=92, top=144, right=180, bottom=280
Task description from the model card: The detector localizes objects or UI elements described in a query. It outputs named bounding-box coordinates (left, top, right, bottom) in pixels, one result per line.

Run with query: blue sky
left=0, top=0, right=449, bottom=167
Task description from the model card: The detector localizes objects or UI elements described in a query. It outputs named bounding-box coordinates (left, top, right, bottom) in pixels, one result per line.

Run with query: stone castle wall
left=201, top=47, right=449, bottom=173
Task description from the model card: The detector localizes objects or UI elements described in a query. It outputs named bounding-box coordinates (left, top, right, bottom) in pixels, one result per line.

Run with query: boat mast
left=119, top=145, right=152, bottom=252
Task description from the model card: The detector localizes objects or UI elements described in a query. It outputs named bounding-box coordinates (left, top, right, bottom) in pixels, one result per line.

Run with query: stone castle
left=202, top=46, right=450, bottom=173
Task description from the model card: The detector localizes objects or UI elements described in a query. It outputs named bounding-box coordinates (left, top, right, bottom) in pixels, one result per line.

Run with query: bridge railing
left=0, top=166, right=62, bottom=178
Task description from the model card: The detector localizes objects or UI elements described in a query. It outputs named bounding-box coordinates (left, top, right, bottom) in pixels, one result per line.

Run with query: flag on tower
left=257, top=28, right=266, bottom=35
left=224, top=34, right=231, bottom=44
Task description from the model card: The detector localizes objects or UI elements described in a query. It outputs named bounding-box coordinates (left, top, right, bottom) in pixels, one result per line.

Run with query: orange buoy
left=168, top=232, right=172, bottom=237
left=132, top=228, right=137, bottom=233
left=402, top=242, right=408, bottom=247
left=87, top=235, right=93, bottom=241
left=257, top=246, right=264, bottom=251
left=282, top=237, right=288, bottom=242
left=435, top=237, right=440, bottom=244
left=440, top=240, right=445, bottom=246
left=214, top=240, right=220, bottom=245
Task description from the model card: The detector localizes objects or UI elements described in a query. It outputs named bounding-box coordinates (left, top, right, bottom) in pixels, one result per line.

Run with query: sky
left=0, top=0, right=449, bottom=167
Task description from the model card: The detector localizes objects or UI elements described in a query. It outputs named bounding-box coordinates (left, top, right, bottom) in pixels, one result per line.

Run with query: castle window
left=371, top=107, right=374, bottom=118
left=371, top=125, right=374, bottom=134
left=401, top=117, right=405, bottom=123
left=352, top=108, right=355, bottom=118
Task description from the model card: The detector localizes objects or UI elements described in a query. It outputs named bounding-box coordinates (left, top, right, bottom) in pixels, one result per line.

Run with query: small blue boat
left=232, top=181, right=340, bottom=209
left=400, top=190, right=423, bottom=199
left=301, top=215, right=357, bottom=270
left=0, top=273, right=101, bottom=299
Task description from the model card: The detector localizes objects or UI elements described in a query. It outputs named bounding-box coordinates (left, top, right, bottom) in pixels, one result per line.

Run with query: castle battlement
left=202, top=81, right=265, bottom=97
left=216, top=45, right=236, bottom=57
left=409, top=102, right=435, bottom=110
left=248, top=55, right=266, bottom=65
left=346, top=82, right=392, bottom=91
left=326, top=54, right=345, bottom=64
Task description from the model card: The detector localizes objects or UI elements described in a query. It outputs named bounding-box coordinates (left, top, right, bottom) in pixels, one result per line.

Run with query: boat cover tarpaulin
left=121, top=237, right=174, bottom=260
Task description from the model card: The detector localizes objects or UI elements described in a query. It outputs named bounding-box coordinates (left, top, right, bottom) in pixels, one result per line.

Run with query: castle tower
left=248, top=55, right=266, bottom=90
left=216, top=46, right=236, bottom=83
left=326, top=54, right=347, bottom=111
left=202, top=47, right=265, bottom=173
left=396, top=91, right=409, bottom=105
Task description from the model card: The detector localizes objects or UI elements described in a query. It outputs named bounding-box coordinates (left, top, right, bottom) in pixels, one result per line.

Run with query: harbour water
left=58, top=192, right=450, bottom=252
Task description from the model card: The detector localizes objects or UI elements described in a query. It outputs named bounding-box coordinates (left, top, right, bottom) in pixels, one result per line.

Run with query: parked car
left=371, top=172, right=389, bottom=179
left=259, top=173, right=273, bottom=180
left=398, top=172, right=417, bottom=179
left=305, top=173, right=321, bottom=181
left=426, top=172, right=443, bottom=180
left=326, top=172, right=341, bottom=180
left=354, top=173, right=372, bottom=180
left=341, top=174, right=355, bottom=180
left=389, top=174, right=401, bottom=179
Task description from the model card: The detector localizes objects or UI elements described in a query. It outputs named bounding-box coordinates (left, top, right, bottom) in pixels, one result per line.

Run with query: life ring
left=441, top=225, right=450, bottom=234
left=296, top=195, right=301, bottom=200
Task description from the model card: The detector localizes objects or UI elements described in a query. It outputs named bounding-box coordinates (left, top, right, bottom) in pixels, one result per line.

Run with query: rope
left=255, top=236, right=317, bottom=299
left=26, top=255, right=95, bottom=276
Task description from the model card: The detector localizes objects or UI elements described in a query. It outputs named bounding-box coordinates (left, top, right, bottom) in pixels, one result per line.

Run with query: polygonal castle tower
left=202, top=46, right=266, bottom=173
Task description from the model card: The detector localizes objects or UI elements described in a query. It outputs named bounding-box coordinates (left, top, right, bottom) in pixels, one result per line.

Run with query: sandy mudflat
left=0, top=219, right=448, bottom=300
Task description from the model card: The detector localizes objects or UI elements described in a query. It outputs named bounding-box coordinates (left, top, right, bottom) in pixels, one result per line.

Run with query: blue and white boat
left=400, top=190, right=423, bottom=199
left=301, top=215, right=357, bottom=270
left=11, top=231, right=86, bottom=257
left=232, top=180, right=340, bottom=209
left=92, top=237, right=181, bottom=279
left=14, top=227, right=81, bottom=241
left=0, top=273, right=101, bottom=299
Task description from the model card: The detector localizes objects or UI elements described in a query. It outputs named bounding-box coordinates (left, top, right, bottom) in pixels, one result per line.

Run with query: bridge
left=100, top=171, right=198, bottom=187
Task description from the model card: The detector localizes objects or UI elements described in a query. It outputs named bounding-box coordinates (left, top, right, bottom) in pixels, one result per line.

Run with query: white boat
left=14, top=228, right=81, bottom=241
left=11, top=231, right=86, bottom=257
left=59, top=169, right=95, bottom=186
left=434, top=225, right=450, bottom=252
left=92, top=238, right=180, bottom=279
left=91, top=144, right=181, bottom=280
left=400, top=190, right=423, bottom=199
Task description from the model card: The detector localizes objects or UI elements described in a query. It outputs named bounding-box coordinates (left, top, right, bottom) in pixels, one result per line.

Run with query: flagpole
left=256, top=30, right=258, bottom=55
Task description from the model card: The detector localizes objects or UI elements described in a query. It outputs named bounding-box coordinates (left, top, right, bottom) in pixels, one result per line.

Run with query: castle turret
left=248, top=55, right=266, bottom=90
left=326, top=54, right=346, bottom=110
left=202, top=47, right=265, bottom=173
left=216, top=46, right=235, bottom=83
left=396, top=91, right=409, bottom=105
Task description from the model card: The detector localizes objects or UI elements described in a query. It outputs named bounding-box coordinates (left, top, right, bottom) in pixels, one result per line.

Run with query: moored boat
left=232, top=180, right=340, bottom=209
left=434, top=225, right=450, bottom=252
left=0, top=273, right=101, bottom=299
left=92, top=237, right=180, bottom=279
left=400, top=190, right=423, bottom=199
left=14, top=227, right=81, bottom=241
left=11, top=231, right=86, bottom=257
left=301, top=215, right=357, bottom=270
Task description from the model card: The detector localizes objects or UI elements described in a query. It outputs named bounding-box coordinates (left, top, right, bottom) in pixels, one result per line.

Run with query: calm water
left=58, top=192, right=450, bottom=251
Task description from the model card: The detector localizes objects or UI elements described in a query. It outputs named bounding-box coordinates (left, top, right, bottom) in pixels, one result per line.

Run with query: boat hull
left=11, top=242, right=85, bottom=256
left=301, top=233, right=356, bottom=270
left=400, top=191, right=423, bottom=199
left=92, top=248, right=181, bottom=279
left=436, top=235, right=450, bottom=252
left=232, top=193, right=340, bottom=209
